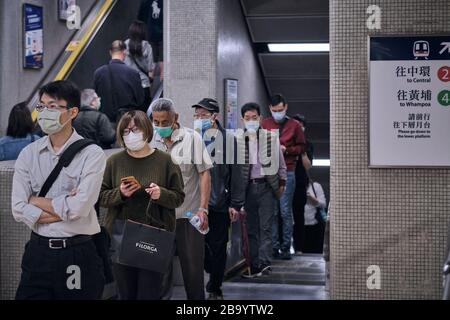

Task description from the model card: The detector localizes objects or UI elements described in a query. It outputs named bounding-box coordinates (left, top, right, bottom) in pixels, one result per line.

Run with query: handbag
left=116, top=200, right=175, bottom=273
left=310, top=181, right=327, bottom=224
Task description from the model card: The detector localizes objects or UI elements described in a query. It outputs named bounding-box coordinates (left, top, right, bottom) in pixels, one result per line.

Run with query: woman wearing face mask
left=99, top=110, right=185, bottom=300
left=72, top=89, right=116, bottom=149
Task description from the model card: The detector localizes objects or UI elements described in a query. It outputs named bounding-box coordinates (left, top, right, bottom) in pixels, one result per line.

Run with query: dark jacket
left=94, top=59, right=145, bottom=122
left=208, top=121, right=245, bottom=213
left=73, top=106, right=116, bottom=149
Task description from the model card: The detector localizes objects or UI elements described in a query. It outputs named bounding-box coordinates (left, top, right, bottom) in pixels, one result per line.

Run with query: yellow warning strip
left=32, top=0, right=114, bottom=121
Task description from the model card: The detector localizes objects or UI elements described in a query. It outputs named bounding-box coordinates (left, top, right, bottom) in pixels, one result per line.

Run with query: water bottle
left=184, top=211, right=209, bottom=235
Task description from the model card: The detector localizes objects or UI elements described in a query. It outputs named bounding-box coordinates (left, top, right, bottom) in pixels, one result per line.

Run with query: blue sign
left=23, top=4, right=43, bottom=69
left=370, top=36, right=450, bottom=61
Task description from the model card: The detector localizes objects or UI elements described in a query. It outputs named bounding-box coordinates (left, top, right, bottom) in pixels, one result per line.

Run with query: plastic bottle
left=184, top=211, right=209, bottom=235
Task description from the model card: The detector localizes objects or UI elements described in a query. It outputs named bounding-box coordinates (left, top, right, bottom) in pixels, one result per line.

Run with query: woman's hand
left=145, top=183, right=161, bottom=200
left=120, top=182, right=140, bottom=198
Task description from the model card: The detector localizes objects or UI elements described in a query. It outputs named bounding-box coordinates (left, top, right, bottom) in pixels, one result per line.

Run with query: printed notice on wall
left=369, top=36, right=450, bottom=167
left=23, top=4, right=43, bottom=69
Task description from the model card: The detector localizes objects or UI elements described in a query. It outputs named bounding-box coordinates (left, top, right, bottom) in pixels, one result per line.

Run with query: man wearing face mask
left=150, top=98, right=213, bottom=300
left=73, top=89, right=116, bottom=149
left=12, top=80, right=107, bottom=300
left=191, top=98, right=245, bottom=300
left=261, top=94, right=305, bottom=260
left=239, top=103, right=287, bottom=278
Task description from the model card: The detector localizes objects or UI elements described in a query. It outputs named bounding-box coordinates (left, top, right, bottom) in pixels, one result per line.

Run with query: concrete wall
left=330, top=0, right=450, bottom=299
left=0, top=0, right=96, bottom=135
left=216, top=0, right=269, bottom=124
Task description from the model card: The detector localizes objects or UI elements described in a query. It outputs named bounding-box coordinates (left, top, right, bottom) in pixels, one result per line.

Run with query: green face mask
left=154, top=125, right=174, bottom=138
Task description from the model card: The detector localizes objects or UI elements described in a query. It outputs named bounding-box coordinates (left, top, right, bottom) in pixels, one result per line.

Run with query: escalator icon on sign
left=413, top=41, right=430, bottom=59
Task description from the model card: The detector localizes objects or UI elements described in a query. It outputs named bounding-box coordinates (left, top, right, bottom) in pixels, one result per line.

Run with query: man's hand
left=196, top=210, right=209, bottom=231
left=37, top=212, right=62, bottom=224
left=228, top=207, right=239, bottom=222
left=145, top=183, right=161, bottom=200
left=120, top=182, right=140, bottom=198
left=280, top=145, right=287, bottom=154
left=276, top=186, right=286, bottom=199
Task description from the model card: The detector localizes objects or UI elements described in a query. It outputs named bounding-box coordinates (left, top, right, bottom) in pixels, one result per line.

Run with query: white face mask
left=123, top=131, right=147, bottom=151
left=37, top=108, right=71, bottom=135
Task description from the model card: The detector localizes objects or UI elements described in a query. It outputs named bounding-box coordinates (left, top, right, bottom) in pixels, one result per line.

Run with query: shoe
left=294, top=251, right=303, bottom=256
left=280, top=251, right=292, bottom=260
left=260, top=265, right=272, bottom=275
left=273, top=249, right=282, bottom=259
left=207, top=292, right=224, bottom=300
left=241, top=267, right=263, bottom=278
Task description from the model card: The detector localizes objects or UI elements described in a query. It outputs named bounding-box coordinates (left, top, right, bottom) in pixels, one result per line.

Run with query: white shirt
left=12, top=130, right=106, bottom=237
left=304, top=182, right=327, bottom=226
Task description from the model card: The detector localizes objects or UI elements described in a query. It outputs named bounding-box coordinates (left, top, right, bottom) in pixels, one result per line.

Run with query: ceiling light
left=268, top=43, right=330, bottom=52
left=313, top=159, right=330, bottom=167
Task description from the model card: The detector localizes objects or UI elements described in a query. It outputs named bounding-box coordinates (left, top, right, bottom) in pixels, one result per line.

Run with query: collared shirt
left=249, top=136, right=287, bottom=181
left=151, top=125, right=213, bottom=219
left=12, top=130, right=106, bottom=237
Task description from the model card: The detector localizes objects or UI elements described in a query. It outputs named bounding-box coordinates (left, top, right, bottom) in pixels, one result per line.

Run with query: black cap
left=192, top=98, right=220, bottom=113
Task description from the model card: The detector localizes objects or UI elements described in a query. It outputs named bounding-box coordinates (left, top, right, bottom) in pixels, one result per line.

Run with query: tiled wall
left=330, top=0, right=450, bottom=299
left=164, top=0, right=218, bottom=126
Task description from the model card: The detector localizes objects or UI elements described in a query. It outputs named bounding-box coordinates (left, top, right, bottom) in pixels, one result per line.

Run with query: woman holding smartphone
left=99, top=110, right=185, bottom=300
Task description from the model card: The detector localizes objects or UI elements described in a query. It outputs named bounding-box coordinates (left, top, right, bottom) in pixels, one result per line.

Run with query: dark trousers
left=161, top=219, right=205, bottom=300
left=245, top=182, right=275, bottom=269
left=292, top=191, right=307, bottom=252
left=142, top=87, right=152, bottom=113
left=303, top=223, right=325, bottom=253
left=16, top=238, right=105, bottom=300
left=204, top=210, right=230, bottom=295
left=112, top=263, right=163, bottom=300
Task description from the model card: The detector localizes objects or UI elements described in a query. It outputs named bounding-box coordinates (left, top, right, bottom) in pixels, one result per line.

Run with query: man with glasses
left=191, top=98, right=245, bottom=300
left=12, top=80, right=107, bottom=300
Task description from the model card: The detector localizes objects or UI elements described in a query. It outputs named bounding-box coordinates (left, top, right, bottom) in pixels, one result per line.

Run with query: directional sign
left=369, top=36, right=450, bottom=167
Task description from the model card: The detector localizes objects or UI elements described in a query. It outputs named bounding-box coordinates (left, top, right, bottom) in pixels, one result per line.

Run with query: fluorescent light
left=268, top=43, right=330, bottom=52
left=313, top=159, right=330, bottom=167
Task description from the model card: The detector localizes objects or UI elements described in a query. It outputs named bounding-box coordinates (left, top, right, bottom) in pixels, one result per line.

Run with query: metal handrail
left=29, top=0, right=117, bottom=120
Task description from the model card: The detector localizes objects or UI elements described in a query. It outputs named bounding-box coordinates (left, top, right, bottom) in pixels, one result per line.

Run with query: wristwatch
left=198, top=207, right=209, bottom=215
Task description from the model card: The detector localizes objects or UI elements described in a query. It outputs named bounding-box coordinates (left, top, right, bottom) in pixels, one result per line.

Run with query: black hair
left=6, top=102, right=34, bottom=138
left=128, top=20, right=146, bottom=57
left=39, top=80, right=81, bottom=109
left=241, top=102, right=261, bottom=118
left=270, top=93, right=287, bottom=107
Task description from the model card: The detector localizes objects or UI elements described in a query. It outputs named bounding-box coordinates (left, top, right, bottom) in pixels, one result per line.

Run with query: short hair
left=241, top=102, right=261, bottom=118
left=150, top=98, right=176, bottom=116
left=270, top=93, right=287, bottom=107
left=116, top=110, right=154, bottom=147
left=39, top=80, right=80, bottom=109
left=81, top=89, right=98, bottom=107
left=6, top=102, right=34, bottom=138
left=110, top=40, right=126, bottom=53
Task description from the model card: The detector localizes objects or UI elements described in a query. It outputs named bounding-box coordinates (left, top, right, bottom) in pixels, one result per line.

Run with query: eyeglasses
left=193, top=113, right=213, bottom=120
left=123, top=127, right=141, bottom=136
left=35, top=103, right=69, bottom=112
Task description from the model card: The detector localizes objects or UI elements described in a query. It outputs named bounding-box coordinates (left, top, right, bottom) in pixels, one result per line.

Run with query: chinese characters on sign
left=369, top=36, right=450, bottom=166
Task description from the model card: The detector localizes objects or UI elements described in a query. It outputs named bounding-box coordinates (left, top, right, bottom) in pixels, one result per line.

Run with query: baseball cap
left=191, top=98, right=220, bottom=113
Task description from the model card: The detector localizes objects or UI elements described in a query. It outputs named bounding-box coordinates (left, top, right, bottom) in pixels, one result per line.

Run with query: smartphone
left=120, top=176, right=141, bottom=188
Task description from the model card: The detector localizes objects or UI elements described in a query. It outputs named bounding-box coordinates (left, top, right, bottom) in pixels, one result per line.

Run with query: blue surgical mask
left=244, top=120, right=260, bottom=132
left=194, top=119, right=213, bottom=133
left=271, top=110, right=286, bottom=122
